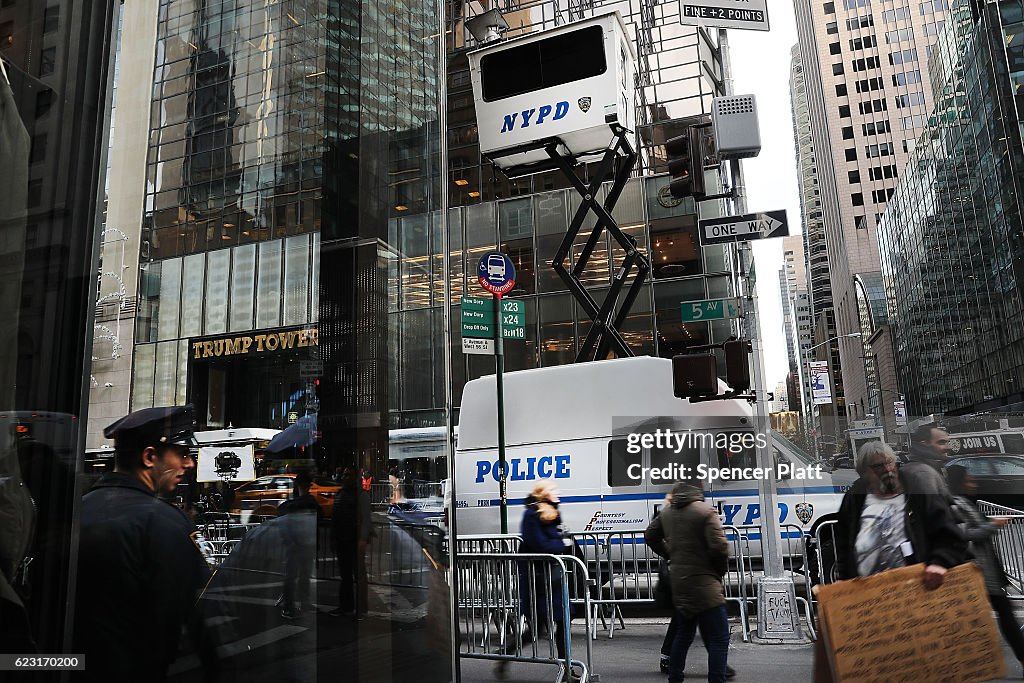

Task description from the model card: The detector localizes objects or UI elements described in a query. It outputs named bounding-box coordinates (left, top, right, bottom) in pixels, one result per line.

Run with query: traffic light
left=724, top=339, right=752, bottom=391
left=665, top=126, right=706, bottom=200
left=672, top=353, right=719, bottom=399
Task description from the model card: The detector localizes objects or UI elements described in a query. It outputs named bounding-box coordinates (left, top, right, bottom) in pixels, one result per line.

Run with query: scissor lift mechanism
left=487, top=127, right=649, bottom=362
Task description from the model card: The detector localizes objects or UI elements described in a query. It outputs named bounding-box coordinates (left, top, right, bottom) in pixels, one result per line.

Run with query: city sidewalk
left=459, top=618, right=1024, bottom=682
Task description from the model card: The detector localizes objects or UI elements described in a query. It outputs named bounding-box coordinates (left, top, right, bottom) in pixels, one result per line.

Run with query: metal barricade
left=722, top=524, right=754, bottom=642
left=567, top=531, right=657, bottom=638
left=316, top=519, right=444, bottom=589
left=734, top=524, right=816, bottom=640
left=455, top=534, right=522, bottom=554
left=811, top=519, right=840, bottom=587
left=457, top=552, right=597, bottom=682
left=977, top=500, right=1024, bottom=599
left=565, top=528, right=755, bottom=641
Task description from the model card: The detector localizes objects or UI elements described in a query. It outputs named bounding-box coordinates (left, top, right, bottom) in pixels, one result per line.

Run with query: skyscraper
left=793, top=0, right=950, bottom=423
left=790, top=42, right=847, bottom=450
left=877, top=0, right=1024, bottom=418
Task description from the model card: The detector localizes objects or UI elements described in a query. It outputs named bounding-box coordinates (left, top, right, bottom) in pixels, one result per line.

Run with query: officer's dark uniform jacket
left=74, top=472, right=211, bottom=681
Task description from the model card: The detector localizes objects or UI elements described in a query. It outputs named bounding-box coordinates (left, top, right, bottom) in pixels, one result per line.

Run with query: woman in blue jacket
left=497, top=480, right=577, bottom=680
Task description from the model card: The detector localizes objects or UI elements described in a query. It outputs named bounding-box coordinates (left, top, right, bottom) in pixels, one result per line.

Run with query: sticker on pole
left=477, top=252, right=516, bottom=296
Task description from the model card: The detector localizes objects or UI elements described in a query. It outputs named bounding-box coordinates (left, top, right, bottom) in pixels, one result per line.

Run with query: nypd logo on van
left=499, top=101, right=573, bottom=134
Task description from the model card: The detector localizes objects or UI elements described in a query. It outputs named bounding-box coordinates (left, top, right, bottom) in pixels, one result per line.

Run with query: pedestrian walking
left=495, top=480, right=579, bottom=681
left=947, top=464, right=1024, bottom=674
left=73, top=405, right=216, bottom=682
left=645, top=480, right=731, bottom=683
left=330, top=468, right=371, bottom=618
left=902, top=424, right=955, bottom=495
left=833, top=441, right=965, bottom=587
left=654, top=494, right=737, bottom=679
left=277, top=471, right=320, bottom=619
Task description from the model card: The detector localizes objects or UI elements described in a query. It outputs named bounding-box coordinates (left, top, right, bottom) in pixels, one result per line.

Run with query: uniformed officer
left=73, top=405, right=214, bottom=682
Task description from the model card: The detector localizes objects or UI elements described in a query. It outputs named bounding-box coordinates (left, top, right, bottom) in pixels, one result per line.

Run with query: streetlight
left=804, top=332, right=862, bottom=458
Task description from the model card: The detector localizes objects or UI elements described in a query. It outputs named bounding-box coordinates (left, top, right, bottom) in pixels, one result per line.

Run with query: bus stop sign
left=478, top=252, right=516, bottom=296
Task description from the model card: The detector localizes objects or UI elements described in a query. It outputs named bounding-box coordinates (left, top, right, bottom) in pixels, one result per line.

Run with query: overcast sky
left=726, top=2, right=802, bottom=389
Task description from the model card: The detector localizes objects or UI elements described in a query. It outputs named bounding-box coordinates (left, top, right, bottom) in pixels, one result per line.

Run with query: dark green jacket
left=645, top=483, right=729, bottom=617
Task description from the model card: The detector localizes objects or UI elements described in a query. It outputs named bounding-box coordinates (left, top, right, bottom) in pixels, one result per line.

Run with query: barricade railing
left=455, top=534, right=523, bottom=554
left=811, top=519, right=840, bottom=588
left=563, top=528, right=754, bottom=641
left=977, top=500, right=1024, bottom=600
left=722, top=524, right=754, bottom=642
left=567, top=531, right=656, bottom=638
left=734, top=524, right=816, bottom=640
left=456, top=552, right=597, bottom=682
left=316, top=519, right=443, bottom=589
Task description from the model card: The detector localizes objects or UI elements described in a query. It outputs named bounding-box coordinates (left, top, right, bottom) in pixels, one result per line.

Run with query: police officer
left=73, top=405, right=214, bottom=682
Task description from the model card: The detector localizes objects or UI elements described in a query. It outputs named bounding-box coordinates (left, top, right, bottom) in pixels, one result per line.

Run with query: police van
left=453, top=356, right=856, bottom=552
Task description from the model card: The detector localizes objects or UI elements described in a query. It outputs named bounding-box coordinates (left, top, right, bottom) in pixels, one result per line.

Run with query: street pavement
left=460, top=616, right=1024, bottom=683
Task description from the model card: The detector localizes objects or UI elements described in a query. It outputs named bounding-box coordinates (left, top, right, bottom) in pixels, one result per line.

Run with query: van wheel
left=805, top=514, right=840, bottom=586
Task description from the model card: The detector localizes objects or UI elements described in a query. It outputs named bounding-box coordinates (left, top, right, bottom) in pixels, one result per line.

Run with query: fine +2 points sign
left=679, top=0, right=770, bottom=32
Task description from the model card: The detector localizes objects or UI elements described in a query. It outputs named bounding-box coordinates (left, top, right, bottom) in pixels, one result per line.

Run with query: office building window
left=852, top=193, right=865, bottom=206
left=836, top=83, right=848, bottom=96
left=842, top=126, right=855, bottom=139
left=849, top=170, right=861, bottom=184
left=846, top=148, right=858, bottom=161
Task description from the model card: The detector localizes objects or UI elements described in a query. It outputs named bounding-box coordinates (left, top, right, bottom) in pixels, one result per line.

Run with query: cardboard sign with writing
left=813, top=563, right=1005, bottom=683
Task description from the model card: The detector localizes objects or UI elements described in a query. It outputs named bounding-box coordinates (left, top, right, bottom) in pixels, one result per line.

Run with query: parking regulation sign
left=477, top=252, right=516, bottom=296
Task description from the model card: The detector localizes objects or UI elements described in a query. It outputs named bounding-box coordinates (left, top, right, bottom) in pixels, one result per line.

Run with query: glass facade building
left=878, top=0, right=1024, bottom=416
left=3, top=0, right=740, bottom=674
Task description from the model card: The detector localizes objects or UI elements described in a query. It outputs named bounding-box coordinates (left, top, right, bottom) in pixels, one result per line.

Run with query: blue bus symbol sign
left=478, top=252, right=516, bottom=296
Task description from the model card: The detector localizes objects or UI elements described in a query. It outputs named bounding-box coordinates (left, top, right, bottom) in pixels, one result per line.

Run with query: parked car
left=944, top=454, right=1024, bottom=511
left=230, top=474, right=341, bottom=519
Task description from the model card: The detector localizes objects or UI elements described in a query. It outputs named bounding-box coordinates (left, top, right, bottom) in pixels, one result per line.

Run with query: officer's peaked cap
left=104, top=405, right=197, bottom=448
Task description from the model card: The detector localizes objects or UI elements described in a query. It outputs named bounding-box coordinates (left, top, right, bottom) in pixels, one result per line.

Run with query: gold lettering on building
left=191, top=328, right=318, bottom=359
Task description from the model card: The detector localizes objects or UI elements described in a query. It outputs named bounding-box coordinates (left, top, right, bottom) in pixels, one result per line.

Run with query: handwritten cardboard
left=813, top=563, right=1006, bottom=683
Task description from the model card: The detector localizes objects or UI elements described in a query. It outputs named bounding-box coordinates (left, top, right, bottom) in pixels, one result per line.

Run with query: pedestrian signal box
left=672, top=353, right=719, bottom=399
left=468, top=11, right=636, bottom=174
left=724, top=339, right=752, bottom=391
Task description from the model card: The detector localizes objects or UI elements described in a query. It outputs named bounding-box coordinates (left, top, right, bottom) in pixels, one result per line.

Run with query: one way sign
left=699, top=210, right=788, bottom=245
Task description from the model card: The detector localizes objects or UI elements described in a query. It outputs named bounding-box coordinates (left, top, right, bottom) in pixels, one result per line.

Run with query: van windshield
left=772, top=430, right=816, bottom=466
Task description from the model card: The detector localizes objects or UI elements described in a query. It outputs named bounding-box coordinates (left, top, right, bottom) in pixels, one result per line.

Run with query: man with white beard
left=833, top=441, right=966, bottom=588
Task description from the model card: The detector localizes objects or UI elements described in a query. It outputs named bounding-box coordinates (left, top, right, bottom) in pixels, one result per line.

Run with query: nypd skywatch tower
left=469, top=11, right=650, bottom=361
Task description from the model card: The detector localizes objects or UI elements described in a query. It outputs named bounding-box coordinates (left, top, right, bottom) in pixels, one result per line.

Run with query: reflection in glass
left=230, top=243, right=256, bottom=332
left=157, top=258, right=183, bottom=341
left=180, top=253, right=206, bottom=338
left=205, top=249, right=230, bottom=334
left=256, top=240, right=282, bottom=329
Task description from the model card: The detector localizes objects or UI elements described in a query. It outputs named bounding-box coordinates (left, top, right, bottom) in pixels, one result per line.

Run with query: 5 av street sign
left=699, top=210, right=788, bottom=245
left=681, top=298, right=743, bottom=323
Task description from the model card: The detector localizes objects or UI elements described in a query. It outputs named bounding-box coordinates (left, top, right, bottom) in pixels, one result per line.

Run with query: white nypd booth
left=468, top=10, right=636, bottom=172
left=454, top=356, right=857, bottom=558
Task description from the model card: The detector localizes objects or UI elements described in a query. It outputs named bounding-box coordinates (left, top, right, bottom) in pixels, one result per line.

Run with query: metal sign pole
left=494, top=294, right=508, bottom=534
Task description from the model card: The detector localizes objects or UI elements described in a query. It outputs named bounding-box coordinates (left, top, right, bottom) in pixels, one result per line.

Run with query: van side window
left=717, top=433, right=758, bottom=479
left=608, top=438, right=641, bottom=487
left=1001, top=434, right=1024, bottom=453
left=651, top=441, right=701, bottom=482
